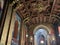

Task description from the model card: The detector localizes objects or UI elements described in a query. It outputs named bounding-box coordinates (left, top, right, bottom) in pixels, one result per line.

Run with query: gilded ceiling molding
left=23, top=17, right=30, bottom=24
left=9, top=0, right=20, bottom=6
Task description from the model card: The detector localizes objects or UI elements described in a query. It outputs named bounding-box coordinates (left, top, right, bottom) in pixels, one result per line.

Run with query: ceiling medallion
left=37, top=3, right=44, bottom=12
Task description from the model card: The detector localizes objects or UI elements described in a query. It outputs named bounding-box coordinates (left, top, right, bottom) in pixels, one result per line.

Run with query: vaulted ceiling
left=10, top=0, right=60, bottom=28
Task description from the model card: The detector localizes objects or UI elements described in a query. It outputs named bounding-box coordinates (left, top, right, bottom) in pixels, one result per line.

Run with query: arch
left=33, top=24, right=56, bottom=45
left=35, top=29, right=48, bottom=40
left=33, top=25, right=51, bottom=34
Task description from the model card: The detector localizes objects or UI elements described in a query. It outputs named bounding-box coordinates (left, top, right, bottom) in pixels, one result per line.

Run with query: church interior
left=0, top=0, right=60, bottom=45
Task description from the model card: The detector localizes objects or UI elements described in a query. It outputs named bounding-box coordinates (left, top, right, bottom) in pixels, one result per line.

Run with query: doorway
left=34, top=25, right=56, bottom=45
left=34, top=29, right=48, bottom=45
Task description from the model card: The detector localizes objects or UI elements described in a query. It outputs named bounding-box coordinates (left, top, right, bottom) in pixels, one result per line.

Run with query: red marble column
left=13, top=20, right=18, bottom=39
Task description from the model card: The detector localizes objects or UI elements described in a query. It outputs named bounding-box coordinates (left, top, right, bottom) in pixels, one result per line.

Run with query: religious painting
left=11, top=14, right=21, bottom=45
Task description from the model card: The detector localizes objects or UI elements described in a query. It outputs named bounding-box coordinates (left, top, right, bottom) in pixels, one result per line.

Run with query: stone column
left=7, top=11, right=16, bottom=45
left=0, top=5, right=12, bottom=45
left=25, top=27, right=28, bottom=45
left=21, top=23, right=26, bottom=45
left=19, top=20, right=22, bottom=45
left=0, top=0, right=9, bottom=40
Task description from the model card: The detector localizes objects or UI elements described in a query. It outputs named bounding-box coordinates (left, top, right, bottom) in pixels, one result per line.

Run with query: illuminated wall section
left=58, top=26, right=60, bottom=36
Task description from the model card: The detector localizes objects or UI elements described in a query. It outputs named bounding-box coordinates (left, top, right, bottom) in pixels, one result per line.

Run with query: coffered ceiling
left=10, top=0, right=60, bottom=27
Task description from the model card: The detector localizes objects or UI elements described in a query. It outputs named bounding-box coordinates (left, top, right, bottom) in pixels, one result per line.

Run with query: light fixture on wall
left=30, top=37, right=33, bottom=41
left=30, top=36, right=33, bottom=42
left=40, top=40, right=44, bottom=44
left=52, top=37, right=55, bottom=41
left=26, top=34, right=28, bottom=38
left=59, top=34, right=60, bottom=37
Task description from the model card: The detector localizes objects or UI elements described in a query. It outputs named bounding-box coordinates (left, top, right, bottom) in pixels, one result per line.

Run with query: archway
left=33, top=25, right=56, bottom=45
